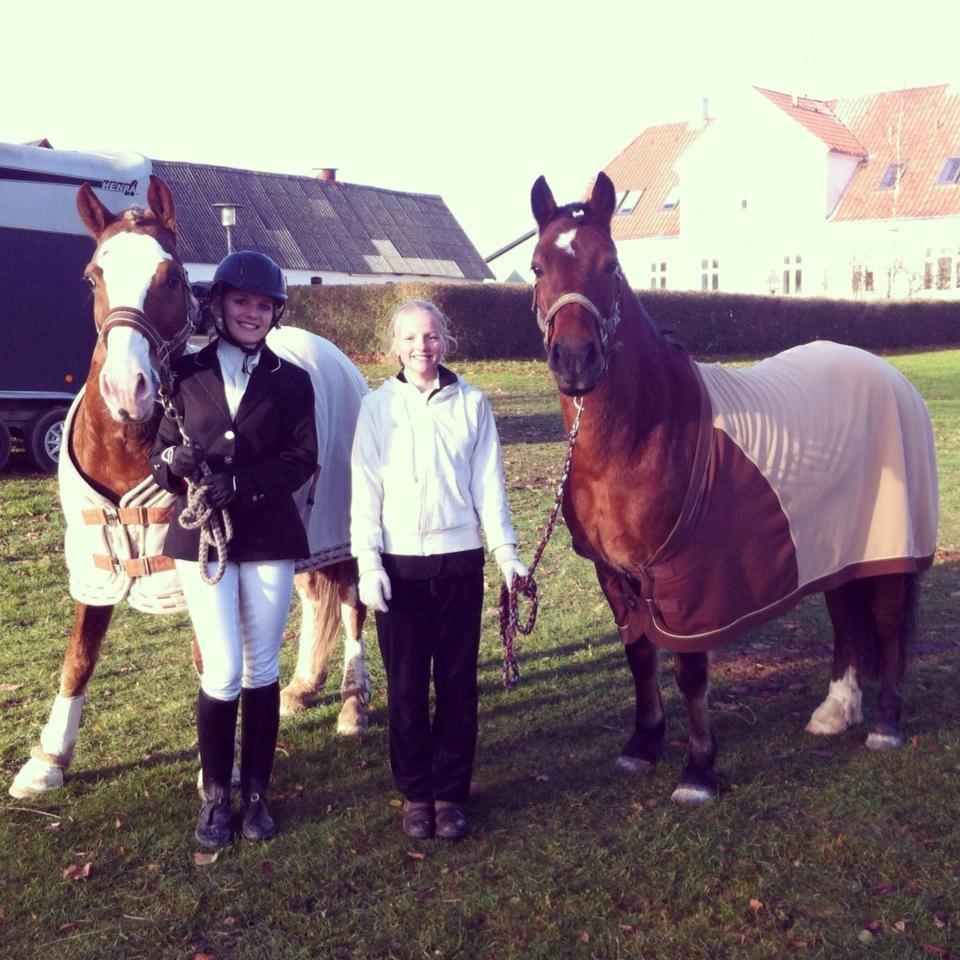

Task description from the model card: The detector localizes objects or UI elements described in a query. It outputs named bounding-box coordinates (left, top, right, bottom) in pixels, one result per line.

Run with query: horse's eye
left=604, top=260, right=620, bottom=275
left=84, top=273, right=97, bottom=289
left=167, top=274, right=181, bottom=289
left=531, top=264, right=544, bottom=279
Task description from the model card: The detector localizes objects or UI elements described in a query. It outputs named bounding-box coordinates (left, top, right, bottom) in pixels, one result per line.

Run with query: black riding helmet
left=212, top=250, right=288, bottom=324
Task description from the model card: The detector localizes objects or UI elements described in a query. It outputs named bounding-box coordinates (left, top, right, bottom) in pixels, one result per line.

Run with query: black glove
left=198, top=472, right=236, bottom=507
left=167, top=445, right=202, bottom=480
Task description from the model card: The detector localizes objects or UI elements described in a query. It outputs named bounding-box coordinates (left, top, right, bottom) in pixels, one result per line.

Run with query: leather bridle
left=532, top=265, right=623, bottom=360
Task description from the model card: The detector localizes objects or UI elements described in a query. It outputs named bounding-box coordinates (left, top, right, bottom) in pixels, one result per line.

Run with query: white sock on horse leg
left=40, top=694, right=85, bottom=761
left=340, top=628, right=368, bottom=698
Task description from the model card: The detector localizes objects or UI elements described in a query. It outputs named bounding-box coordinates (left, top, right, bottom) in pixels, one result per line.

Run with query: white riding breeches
left=176, top=559, right=295, bottom=700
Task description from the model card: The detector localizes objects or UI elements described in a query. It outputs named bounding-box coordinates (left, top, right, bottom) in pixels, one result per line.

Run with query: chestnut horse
left=10, top=176, right=369, bottom=799
left=529, top=172, right=938, bottom=804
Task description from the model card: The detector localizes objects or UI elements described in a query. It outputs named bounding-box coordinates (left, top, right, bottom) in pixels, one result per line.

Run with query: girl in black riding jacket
left=149, top=250, right=317, bottom=849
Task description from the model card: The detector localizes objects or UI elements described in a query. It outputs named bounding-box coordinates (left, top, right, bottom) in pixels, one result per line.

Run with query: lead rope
left=158, top=386, right=233, bottom=586
left=498, top=397, right=585, bottom=687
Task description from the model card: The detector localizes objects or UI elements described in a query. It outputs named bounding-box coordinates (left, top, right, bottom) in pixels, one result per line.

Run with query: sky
left=5, top=0, right=960, bottom=279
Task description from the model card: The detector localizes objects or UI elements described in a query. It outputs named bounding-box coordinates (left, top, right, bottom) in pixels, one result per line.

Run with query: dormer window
left=661, top=186, right=680, bottom=210
left=879, top=162, right=905, bottom=189
left=616, top=189, right=643, bottom=214
left=937, top=157, right=960, bottom=184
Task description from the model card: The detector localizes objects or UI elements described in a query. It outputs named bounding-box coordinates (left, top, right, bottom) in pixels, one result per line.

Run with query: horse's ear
left=531, top=175, right=557, bottom=229
left=589, top=172, right=616, bottom=229
left=147, top=175, right=177, bottom=235
left=76, top=183, right=113, bottom=237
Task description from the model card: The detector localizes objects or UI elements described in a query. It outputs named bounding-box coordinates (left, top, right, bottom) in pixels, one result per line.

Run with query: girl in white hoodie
left=351, top=300, right=526, bottom=840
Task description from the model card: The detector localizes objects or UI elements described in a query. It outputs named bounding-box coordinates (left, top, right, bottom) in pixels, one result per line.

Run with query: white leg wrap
left=337, top=631, right=370, bottom=735
left=806, top=667, right=862, bottom=735
left=9, top=694, right=84, bottom=798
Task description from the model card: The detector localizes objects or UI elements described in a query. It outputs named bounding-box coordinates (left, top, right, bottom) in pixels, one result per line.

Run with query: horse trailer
left=0, top=142, right=152, bottom=472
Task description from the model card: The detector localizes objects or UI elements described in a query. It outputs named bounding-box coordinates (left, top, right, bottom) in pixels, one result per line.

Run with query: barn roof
left=151, top=159, right=493, bottom=280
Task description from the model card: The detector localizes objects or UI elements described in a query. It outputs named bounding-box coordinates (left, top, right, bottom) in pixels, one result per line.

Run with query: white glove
left=359, top=569, right=392, bottom=613
left=494, top=544, right=528, bottom=591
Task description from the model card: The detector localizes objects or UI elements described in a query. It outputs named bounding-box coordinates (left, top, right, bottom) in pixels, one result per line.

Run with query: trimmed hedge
left=285, top=282, right=960, bottom=360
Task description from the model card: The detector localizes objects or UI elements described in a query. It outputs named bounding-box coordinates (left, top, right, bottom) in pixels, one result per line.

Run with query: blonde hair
left=385, top=300, right=458, bottom=360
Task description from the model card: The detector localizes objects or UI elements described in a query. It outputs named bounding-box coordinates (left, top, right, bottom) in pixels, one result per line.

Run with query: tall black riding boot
left=239, top=681, right=280, bottom=841
left=195, top=690, right=240, bottom=849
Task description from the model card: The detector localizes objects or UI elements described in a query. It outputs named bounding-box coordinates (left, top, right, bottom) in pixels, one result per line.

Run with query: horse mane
left=101, top=206, right=177, bottom=253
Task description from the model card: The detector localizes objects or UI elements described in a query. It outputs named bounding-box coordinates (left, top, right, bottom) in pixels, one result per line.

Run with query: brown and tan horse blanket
left=636, top=341, right=938, bottom=653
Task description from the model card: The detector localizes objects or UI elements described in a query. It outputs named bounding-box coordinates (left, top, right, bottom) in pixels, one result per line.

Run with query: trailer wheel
left=27, top=408, right=69, bottom=474
left=0, top=420, right=11, bottom=472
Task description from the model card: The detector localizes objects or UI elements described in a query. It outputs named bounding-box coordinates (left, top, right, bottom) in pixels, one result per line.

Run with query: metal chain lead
left=158, top=386, right=233, bottom=585
left=499, top=397, right=585, bottom=687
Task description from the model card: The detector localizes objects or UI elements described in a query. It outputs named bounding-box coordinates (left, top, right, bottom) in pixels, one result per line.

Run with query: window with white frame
left=616, top=189, right=643, bottom=214
left=938, top=158, right=960, bottom=184
left=782, top=254, right=803, bottom=295
left=880, top=163, right=906, bottom=189
left=922, top=247, right=960, bottom=290
left=662, top=186, right=680, bottom=210
left=851, top=263, right=875, bottom=295
left=649, top=261, right=667, bottom=289
left=700, top=258, right=719, bottom=291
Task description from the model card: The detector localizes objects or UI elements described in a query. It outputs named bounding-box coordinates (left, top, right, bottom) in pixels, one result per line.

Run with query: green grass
left=1, top=350, right=959, bottom=959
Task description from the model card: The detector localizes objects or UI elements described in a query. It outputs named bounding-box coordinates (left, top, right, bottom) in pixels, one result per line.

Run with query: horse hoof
left=670, top=784, right=716, bottom=806
left=279, top=683, right=320, bottom=717
left=614, top=755, right=656, bottom=774
left=9, top=757, right=65, bottom=798
left=806, top=696, right=859, bottom=735
left=866, top=731, right=904, bottom=751
left=336, top=695, right=368, bottom=736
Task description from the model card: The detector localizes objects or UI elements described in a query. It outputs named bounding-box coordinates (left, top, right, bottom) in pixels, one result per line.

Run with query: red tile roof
left=831, top=84, right=960, bottom=221
left=602, top=121, right=706, bottom=240
left=604, top=85, right=960, bottom=236
left=755, top=87, right=867, bottom=157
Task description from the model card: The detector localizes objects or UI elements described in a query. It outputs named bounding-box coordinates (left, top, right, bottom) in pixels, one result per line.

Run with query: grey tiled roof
left=152, top=159, right=493, bottom=281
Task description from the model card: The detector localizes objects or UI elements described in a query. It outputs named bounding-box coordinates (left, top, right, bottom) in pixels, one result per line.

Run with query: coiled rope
left=158, top=387, right=233, bottom=585
left=498, top=397, right=584, bottom=688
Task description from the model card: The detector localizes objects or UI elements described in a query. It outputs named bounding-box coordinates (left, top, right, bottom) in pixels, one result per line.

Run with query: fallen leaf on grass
left=0, top=683, right=23, bottom=692
left=893, top=920, right=907, bottom=932
left=194, top=851, right=219, bottom=866
left=580, top=932, right=590, bottom=943
left=922, top=946, right=948, bottom=958
left=62, top=862, right=92, bottom=881
left=934, top=916, right=946, bottom=929
left=222, top=916, right=237, bottom=927
left=864, top=918, right=884, bottom=933
left=786, top=940, right=809, bottom=951
left=42, top=822, right=61, bottom=833
left=58, top=920, right=88, bottom=933
left=749, top=898, right=764, bottom=912
left=406, top=851, right=426, bottom=861
left=872, top=884, right=893, bottom=897
left=194, top=954, right=217, bottom=960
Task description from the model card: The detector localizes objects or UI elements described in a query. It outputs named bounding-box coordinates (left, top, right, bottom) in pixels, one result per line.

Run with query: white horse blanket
left=636, top=341, right=938, bottom=653
left=61, top=328, right=367, bottom=613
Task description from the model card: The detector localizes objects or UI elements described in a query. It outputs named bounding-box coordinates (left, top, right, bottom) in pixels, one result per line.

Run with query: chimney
left=315, top=167, right=337, bottom=181
left=702, top=97, right=711, bottom=122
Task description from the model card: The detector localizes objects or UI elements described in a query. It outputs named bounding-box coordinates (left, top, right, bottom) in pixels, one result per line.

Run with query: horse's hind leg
left=671, top=651, right=718, bottom=805
left=280, top=562, right=370, bottom=735
left=806, top=582, right=867, bottom=735
left=865, top=574, right=913, bottom=751
left=333, top=559, right=370, bottom=735
left=10, top=602, right=112, bottom=798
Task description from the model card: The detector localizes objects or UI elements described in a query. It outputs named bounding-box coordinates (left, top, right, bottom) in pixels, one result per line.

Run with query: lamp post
left=212, top=203, right=240, bottom=255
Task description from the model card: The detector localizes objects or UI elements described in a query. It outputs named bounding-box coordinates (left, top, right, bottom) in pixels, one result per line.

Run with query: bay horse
left=529, top=172, right=938, bottom=804
left=9, top=176, right=370, bottom=800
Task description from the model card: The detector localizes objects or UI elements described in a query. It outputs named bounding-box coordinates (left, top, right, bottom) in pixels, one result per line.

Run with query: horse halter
left=96, top=277, right=199, bottom=384
left=533, top=265, right=623, bottom=359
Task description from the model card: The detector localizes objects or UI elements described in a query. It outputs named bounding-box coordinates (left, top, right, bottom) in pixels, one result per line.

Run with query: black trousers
left=375, top=569, right=484, bottom=804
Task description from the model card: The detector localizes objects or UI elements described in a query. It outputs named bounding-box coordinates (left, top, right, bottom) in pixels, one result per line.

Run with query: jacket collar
left=186, top=339, right=283, bottom=425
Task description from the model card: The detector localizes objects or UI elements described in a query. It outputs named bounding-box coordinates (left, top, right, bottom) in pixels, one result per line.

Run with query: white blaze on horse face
left=555, top=228, right=577, bottom=257
left=96, top=232, right=171, bottom=422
